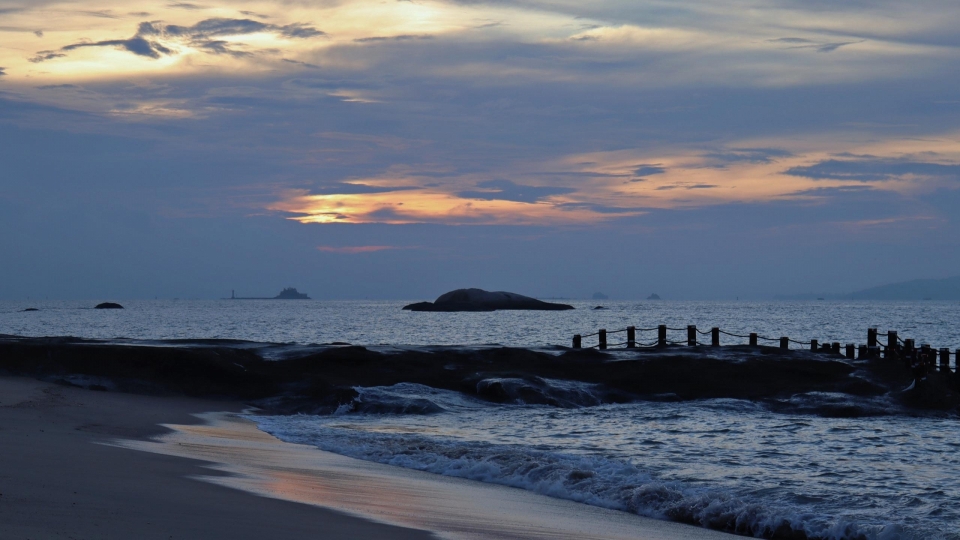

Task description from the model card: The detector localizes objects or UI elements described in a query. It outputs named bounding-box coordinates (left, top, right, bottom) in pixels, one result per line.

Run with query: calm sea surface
left=3, top=299, right=959, bottom=539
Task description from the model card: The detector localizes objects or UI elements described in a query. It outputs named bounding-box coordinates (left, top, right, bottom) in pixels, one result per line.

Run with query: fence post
left=867, top=328, right=877, bottom=348
left=811, top=339, right=818, bottom=352
left=658, top=325, right=667, bottom=347
left=750, top=333, right=758, bottom=346
left=599, top=329, right=607, bottom=350
left=940, top=348, right=950, bottom=372
left=573, top=334, right=581, bottom=349
left=868, top=346, right=879, bottom=359
left=780, top=337, right=789, bottom=349
left=687, top=325, right=697, bottom=346
left=858, top=344, right=867, bottom=359
left=886, top=331, right=898, bottom=358
left=845, top=344, right=855, bottom=359
left=955, top=349, right=959, bottom=373
left=921, top=344, right=931, bottom=366
left=627, top=326, right=636, bottom=348
left=711, top=327, right=720, bottom=347
left=832, top=342, right=841, bottom=354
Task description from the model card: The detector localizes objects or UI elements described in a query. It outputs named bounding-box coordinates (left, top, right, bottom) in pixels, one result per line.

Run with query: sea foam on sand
left=114, top=411, right=737, bottom=540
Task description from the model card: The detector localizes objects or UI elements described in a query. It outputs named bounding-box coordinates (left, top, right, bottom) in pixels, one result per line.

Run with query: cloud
left=354, top=35, right=433, bottom=43
left=168, top=2, right=205, bottom=9
left=316, top=245, right=409, bottom=253
left=36, top=84, right=80, bottom=89
left=456, top=179, right=575, bottom=203
left=34, top=30, right=43, bottom=37
left=0, top=67, right=5, bottom=76
left=29, top=17, right=325, bottom=63
left=633, top=164, right=666, bottom=177
left=768, top=37, right=863, bottom=53
left=785, top=157, right=960, bottom=182
left=704, top=148, right=793, bottom=166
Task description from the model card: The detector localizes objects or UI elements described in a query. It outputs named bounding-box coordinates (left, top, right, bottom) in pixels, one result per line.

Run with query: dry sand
left=0, top=376, right=737, bottom=540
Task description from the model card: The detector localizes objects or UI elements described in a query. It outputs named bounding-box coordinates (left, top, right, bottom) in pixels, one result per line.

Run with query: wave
left=251, top=407, right=924, bottom=540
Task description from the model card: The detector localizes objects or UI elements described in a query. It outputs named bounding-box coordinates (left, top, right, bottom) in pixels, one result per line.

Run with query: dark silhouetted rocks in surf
left=647, top=293, right=661, bottom=300
left=21, top=308, right=39, bottom=312
left=593, top=306, right=606, bottom=310
left=592, top=292, right=608, bottom=300
left=403, top=288, right=574, bottom=312
left=94, top=303, right=124, bottom=309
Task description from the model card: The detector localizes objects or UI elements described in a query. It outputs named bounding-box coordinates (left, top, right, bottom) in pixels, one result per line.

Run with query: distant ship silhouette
left=229, top=287, right=311, bottom=300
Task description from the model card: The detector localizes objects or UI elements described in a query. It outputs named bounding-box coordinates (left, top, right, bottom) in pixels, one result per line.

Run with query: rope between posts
left=719, top=330, right=752, bottom=339
left=756, top=335, right=780, bottom=342
left=665, top=326, right=687, bottom=331
left=696, top=328, right=714, bottom=335
left=788, top=338, right=811, bottom=346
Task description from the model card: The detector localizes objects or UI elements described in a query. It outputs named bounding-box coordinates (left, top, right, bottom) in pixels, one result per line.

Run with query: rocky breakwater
left=403, top=288, right=574, bottom=312
left=1, top=335, right=957, bottom=416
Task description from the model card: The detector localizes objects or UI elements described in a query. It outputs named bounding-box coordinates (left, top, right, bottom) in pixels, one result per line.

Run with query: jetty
left=572, top=325, right=959, bottom=374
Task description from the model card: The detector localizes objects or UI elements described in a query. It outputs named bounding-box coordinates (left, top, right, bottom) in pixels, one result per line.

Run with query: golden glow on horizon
left=267, top=133, right=960, bottom=225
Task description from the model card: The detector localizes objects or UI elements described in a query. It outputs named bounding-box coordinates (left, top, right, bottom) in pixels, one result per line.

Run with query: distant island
left=230, top=288, right=311, bottom=300
left=774, top=275, right=960, bottom=301
left=404, top=288, right=574, bottom=312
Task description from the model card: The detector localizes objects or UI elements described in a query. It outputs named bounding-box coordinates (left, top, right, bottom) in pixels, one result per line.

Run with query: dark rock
left=21, top=308, right=39, bottom=312
left=403, top=288, right=574, bottom=312
left=593, top=306, right=606, bottom=310
left=95, top=302, right=124, bottom=309
left=647, top=293, right=661, bottom=300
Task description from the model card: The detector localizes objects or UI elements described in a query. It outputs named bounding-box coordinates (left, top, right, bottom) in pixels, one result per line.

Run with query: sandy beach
left=0, top=375, right=737, bottom=540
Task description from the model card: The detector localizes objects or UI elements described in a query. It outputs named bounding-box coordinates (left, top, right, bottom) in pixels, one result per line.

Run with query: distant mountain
left=849, top=276, right=960, bottom=300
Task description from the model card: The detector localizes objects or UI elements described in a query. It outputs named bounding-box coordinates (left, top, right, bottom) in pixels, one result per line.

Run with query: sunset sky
left=2, top=0, right=959, bottom=299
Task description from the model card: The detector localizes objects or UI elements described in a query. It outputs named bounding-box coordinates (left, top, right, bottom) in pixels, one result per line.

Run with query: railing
left=571, top=326, right=959, bottom=374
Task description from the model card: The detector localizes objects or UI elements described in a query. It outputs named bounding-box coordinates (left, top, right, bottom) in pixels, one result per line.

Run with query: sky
left=1, top=0, right=959, bottom=300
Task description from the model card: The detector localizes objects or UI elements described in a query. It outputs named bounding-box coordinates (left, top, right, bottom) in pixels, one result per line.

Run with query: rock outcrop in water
left=94, top=302, right=124, bottom=309
left=403, top=289, right=574, bottom=312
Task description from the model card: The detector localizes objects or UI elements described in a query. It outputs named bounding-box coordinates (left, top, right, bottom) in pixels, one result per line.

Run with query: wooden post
left=940, top=348, right=950, bottom=372
left=780, top=337, right=789, bottom=349
left=955, top=349, right=959, bottom=373
left=711, top=327, right=720, bottom=347
left=886, top=331, right=897, bottom=358
left=810, top=339, right=818, bottom=352
left=858, top=344, right=867, bottom=359
left=904, top=339, right=914, bottom=354
left=868, top=346, right=879, bottom=359
left=921, top=344, right=931, bottom=366
left=749, top=333, right=758, bottom=346
left=573, top=334, right=581, bottom=349
left=627, top=326, right=636, bottom=348
left=658, top=325, right=667, bottom=347
left=599, top=329, right=607, bottom=350
left=845, top=344, right=855, bottom=359
left=867, top=328, right=877, bottom=348
left=687, top=325, right=697, bottom=346
left=832, top=342, right=841, bottom=354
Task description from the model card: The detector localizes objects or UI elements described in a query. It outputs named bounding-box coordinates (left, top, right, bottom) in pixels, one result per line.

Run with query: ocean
left=3, top=299, right=959, bottom=539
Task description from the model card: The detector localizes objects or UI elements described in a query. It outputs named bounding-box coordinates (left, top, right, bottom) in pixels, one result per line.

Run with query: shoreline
left=0, top=376, right=432, bottom=540
left=0, top=375, right=735, bottom=540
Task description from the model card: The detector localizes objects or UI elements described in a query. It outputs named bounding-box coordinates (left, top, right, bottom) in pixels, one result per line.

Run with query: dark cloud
left=310, top=183, right=417, bottom=195
left=240, top=11, right=270, bottom=19
left=0, top=67, right=5, bottom=76
left=457, top=179, right=575, bottom=203
left=168, top=2, right=205, bottom=9
left=29, top=17, right=325, bottom=63
left=354, top=34, right=434, bottom=43
left=283, top=58, right=320, bottom=68
left=785, top=158, right=960, bottom=182
left=634, top=164, right=666, bottom=177
left=77, top=10, right=119, bottom=19
left=705, top=148, right=793, bottom=166
left=34, top=30, right=43, bottom=37
left=768, top=37, right=862, bottom=53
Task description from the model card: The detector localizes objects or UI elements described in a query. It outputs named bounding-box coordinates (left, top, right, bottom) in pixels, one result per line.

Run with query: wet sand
left=0, top=376, right=432, bottom=540
left=0, top=375, right=736, bottom=540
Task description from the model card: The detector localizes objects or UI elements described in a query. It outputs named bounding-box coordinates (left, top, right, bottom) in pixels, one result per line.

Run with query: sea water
left=3, top=299, right=960, bottom=539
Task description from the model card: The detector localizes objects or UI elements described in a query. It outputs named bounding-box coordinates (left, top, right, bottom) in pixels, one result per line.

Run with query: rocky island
left=403, top=288, right=574, bottom=312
